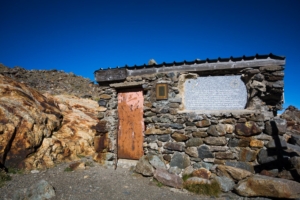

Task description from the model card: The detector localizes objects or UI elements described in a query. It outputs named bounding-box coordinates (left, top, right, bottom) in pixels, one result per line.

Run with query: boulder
left=154, top=168, right=183, bottom=188
left=13, top=179, right=55, bottom=200
left=28, top=94, right=101, bottom=169
left=235, top=175, right=300, bottom=199
left=135, top=155, right=154, bottom=176
left=0, top=75, right=62, bottom=169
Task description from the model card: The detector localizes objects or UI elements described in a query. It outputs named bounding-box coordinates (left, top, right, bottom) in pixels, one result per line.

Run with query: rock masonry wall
left=95, top=65, right=300, bottom=197
left=95, top=65, right=286, bottom=171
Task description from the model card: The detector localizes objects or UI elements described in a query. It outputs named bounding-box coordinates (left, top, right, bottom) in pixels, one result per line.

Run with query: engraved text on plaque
left=184, top=75, right=247, bottom=110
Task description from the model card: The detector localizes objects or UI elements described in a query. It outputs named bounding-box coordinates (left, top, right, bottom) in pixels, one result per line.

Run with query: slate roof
left=95, top=53, right=285, bottom=72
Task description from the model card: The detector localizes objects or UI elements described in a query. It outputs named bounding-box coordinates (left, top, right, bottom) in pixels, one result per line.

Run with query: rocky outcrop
left=0, top=75, right=62, bottom=169
left=25, top=95, right=102, bottom=169
left=0, top=75, right=102, bottom=170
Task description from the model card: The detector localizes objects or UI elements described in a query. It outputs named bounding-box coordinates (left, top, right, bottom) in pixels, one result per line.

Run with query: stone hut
left=93, top=53, right=286, bottom=174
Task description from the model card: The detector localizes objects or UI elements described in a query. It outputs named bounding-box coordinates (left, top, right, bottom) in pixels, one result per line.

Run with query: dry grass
left=0, top=170, right=11, bottom=188
left=183, top=180, right=221, bottom=196
left=182, top=173, right=221, bottom=197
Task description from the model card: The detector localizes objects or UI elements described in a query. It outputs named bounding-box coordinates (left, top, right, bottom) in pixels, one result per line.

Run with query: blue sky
left=0, top=0, right=299, bottom=110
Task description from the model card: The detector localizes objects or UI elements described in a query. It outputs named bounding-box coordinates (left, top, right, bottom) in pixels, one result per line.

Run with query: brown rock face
left=0, top=75, right=62, bottom=169
left=26, top=95, right=101, bottom=169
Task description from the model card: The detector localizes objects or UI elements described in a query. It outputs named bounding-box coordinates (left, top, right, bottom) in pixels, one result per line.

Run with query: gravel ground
left=0, top=157, right=240, bottom=200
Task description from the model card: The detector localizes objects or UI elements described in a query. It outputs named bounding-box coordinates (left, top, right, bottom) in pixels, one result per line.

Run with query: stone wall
left=95, top=65, right=285, bottom=171
left=94, top=64, right=300, bottom=197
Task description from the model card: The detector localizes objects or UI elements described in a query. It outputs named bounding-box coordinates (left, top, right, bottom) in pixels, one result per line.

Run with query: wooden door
left=117, top=88, right=144, bottom=160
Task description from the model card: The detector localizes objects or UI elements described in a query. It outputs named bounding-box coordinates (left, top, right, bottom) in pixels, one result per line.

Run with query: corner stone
left=135, top=155, right=154, bottom=176
left=235, top=175, right=300, bottom=199
left=154, top=168, right=183, bottom=188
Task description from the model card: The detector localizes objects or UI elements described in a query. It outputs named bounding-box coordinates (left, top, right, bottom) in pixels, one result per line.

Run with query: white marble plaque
left=184, top=75, right=247, bottom=110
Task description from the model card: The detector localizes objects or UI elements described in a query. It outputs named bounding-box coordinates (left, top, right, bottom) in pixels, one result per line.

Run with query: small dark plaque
left=95, top=68, right=127, bottom=82
left=156, top=83, right=168, bottom=100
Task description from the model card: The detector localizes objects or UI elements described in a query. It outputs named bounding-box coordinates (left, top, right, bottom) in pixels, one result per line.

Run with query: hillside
left=0, top=63, right=99, bottom=98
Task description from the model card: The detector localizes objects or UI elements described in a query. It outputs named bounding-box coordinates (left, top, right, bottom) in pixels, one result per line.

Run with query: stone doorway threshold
left=117, top=159, right=138, bottom=169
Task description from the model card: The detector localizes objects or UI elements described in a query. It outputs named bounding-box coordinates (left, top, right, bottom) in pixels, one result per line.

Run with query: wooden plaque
left=156, top=83, right=168, bottom=100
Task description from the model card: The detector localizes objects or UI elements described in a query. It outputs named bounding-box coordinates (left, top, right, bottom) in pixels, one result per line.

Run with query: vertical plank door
left=117, top=88, right=144, bottom=160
